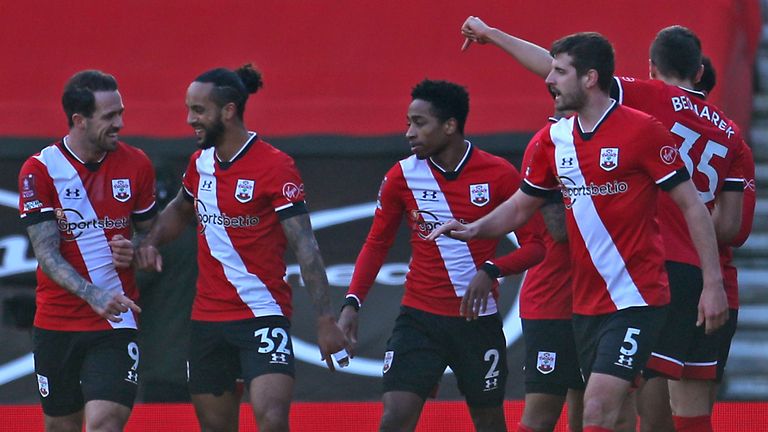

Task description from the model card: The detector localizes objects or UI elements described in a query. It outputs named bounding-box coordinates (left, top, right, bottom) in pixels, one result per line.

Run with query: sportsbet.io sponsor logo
left=55, top=208, right=130, bottom=241
left=558, top=176, right=629, bottom=209
left=194, top=199, right=259, bottom=234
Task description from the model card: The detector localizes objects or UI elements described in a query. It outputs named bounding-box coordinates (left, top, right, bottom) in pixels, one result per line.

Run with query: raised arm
left=461, top=16, right=552, bottom=78
left=667, top=179, right=727, bottom=334
left=27, top=221, right=140, bottom=322
left=281, top=213, right=348, bottom=370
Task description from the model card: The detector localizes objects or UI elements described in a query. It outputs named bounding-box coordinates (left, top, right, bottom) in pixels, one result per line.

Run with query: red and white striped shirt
left=18, top=139, right=156, bottom=331
left=348, top=143, right=544, bottom=317
left=523, top=103, right=684, bottom=315
left=182, top=132, right=306, bottom=321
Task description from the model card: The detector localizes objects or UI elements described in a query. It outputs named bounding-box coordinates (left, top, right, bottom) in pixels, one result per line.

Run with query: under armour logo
left=421, top=190, right=438, bottom=200
left=64, top=188, right=81, bottom=198
left=125, top=370, right=138, bottom=383
left=560, top=157, right=574, bottom=167
left=201, top=180, right=213, bottom=191
left=615, top=355, right=633, bottom=369
left=484, top=378, right=498, bottom=390
left=271, top=353, right=288, bottom=363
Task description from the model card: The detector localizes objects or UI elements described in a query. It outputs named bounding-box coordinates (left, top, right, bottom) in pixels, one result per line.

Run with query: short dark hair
left=411, top=79, right=469, bottom=134
left=550, top=32, right=615, bottom=92
left=696, top=55, right=716, bottom=94
left=62, top=70, right=118, bottom=128
left=650, top=25, right=702, bottom=82
left=194, top=64, right=263, bottom=120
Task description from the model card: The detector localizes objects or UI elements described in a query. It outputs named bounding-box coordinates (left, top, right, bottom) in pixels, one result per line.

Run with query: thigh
left=80, top=329, right=140, bottom=410
left=381, top=308, right=448, bottom=400
left=522, top=318, right=585, bottom=397
left=591, top=307, right=667, bottom=383
left=188, top=320, right=240, bottom=396
left=33, top=327, right=85, bottom=417
left=447, top=313, right=508, bottom=408
left=229, top=317, right=296, bottom=383
left=248, top=373, right=294, bottom=427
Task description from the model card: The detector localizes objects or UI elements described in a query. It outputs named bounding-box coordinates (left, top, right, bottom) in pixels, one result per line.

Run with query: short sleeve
left=132, top=150, right=158, bottom=221
left=266, top=154, right=308, bottom=220
left=639, top=118, right=689, bottom=190
left=521, top=126, right=559, bottom=197
left=18, top=157, right=56, bottom=226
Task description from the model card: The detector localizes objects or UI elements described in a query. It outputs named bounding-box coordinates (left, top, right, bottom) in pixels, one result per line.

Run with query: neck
left=65, top=133, right=105, bottom=163
left=215, top=128, right=251, bottom=162
left=577, top=93, right=613, bottom=132
left=431, top=138, right=468, bottom=172
left=658, top=74, right=694, bottom=89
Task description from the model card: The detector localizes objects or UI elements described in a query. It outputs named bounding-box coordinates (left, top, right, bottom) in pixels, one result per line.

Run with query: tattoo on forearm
left=27, top=221, right=112, bottom=311
left=282, top=215, right=331, bottom=316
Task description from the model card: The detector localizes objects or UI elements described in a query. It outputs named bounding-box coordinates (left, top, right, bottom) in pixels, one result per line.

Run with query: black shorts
left=644, top=262, right=722, bottom=381
left=188, top=317, right=295, bottom=396
left=522, top=318, right=585, bottom=396
left=382, top=306, right=508, bottom=408
left=33, top=327, right=139, bottom=416
left=573, top=306, right=666, bottom=384
left=715, top=309, right=738, bottom=383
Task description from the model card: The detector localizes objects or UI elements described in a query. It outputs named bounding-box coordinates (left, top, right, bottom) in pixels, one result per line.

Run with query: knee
left=379, top=406, right=417, bottom=432
left=255, top=404, right=289, bottom=432
left=45, top=418, right=82, bottom=432
left=197, top=411, right=238, bottom=432
left=583, top=397, right=611, bottom=426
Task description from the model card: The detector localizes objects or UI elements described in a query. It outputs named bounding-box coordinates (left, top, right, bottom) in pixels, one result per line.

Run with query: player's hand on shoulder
left=462, top=268, right=494, bottom=321
left=109, top=234, right=134, bottom=269
left=135, top=243, right=163, bottom=272
left=316, top=314, right=351, bottom=371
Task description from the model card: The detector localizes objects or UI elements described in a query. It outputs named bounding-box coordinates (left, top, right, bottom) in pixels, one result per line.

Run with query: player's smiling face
left=546, top=53, right=587, bottom=112
left=406, top=99, right=450, bottom=160
left=83, top=90, right=124, bottom=153
left=186, top=81, right=225, bottom=149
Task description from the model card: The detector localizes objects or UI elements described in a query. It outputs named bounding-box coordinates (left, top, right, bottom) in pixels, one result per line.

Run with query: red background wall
left=0, top=1, right=760, bottom=139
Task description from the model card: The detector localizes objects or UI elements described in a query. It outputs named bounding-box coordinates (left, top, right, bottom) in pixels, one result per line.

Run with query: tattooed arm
left=281, top=213, right=349, bottom=370
left=27, top=220, right=141, bottom=322
left=539, top=200, right=568, bottom=243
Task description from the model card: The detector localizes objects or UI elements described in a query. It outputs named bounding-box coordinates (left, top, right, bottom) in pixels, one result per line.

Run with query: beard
left=554, top=87, right=587, bottom=112
left=197, top=118, right=225, bottom=149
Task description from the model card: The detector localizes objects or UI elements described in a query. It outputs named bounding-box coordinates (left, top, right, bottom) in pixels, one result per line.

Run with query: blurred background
left=0, top=0, right=764, bottom=429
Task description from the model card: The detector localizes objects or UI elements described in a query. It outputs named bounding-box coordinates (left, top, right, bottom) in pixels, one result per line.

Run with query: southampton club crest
left=536, top=351, right=556, bottom=374
left=470, top=183, right=490, bottom=207
left=599, top=148, right=619, bottom=171
left=111, top=179, right=131, bottom=202
left=235, top=179, right=255, bottom=203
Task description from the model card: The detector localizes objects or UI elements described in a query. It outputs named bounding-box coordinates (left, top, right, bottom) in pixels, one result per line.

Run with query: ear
left=443, top=118, right=458, bottom=135
left=583, top=69, right=600, bottom=89
left=221, top=102, right=237, bottom=121
left=71, top=113, right=87, bottom=129
left=694, top=63, right=704, bottom=85
left=649, top=59, right=659, bottom=79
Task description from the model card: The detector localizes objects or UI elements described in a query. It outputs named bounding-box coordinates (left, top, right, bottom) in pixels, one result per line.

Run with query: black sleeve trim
left=132, top=203, right=158, bottom=222
left=543, top=189, right=563, bottom=204
left=721, top=180, right=745, bottom=192
left=520, top=180, right=555, bottom=198
left=277, top=201, right=308, bottom=221
left=659, top=168, right=690, bottom=191
left=480, top=261, right=501, bottom=279
left=182, top=187, right=195, bottom=202
left=21, top=211, right=56, bottom=227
